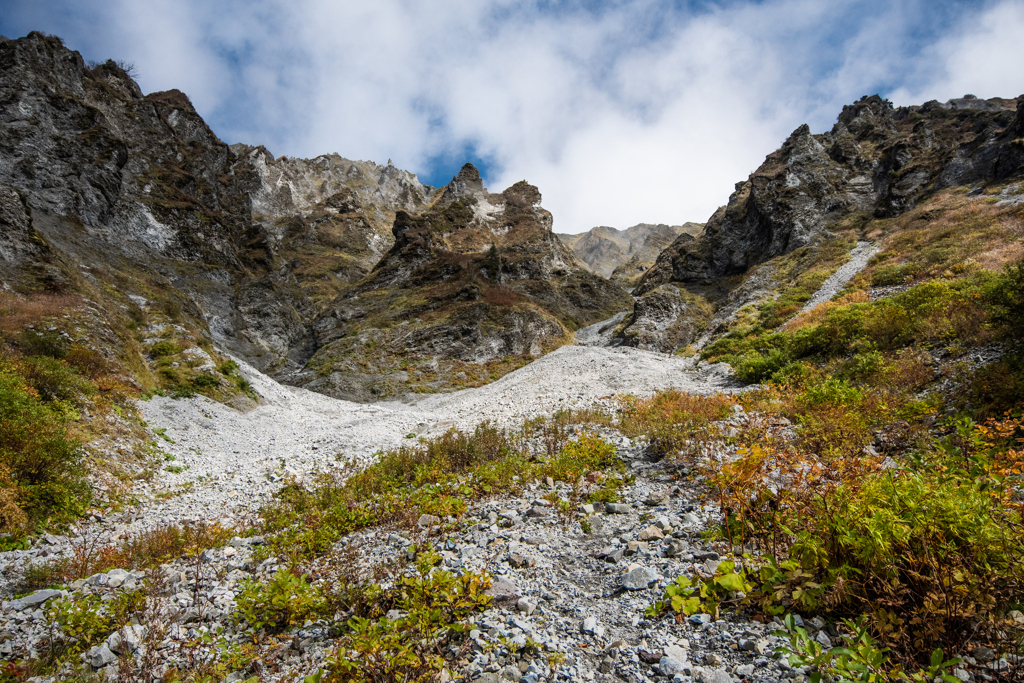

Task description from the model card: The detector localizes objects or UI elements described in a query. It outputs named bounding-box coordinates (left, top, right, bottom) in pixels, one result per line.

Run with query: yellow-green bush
left=0, top=367, right=90, bottom=535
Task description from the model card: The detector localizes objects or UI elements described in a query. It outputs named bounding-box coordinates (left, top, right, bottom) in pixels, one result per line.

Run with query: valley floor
left=131, top=345, right=741, bottom=537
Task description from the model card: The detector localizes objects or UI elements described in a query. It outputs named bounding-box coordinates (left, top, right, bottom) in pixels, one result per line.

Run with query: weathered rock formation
left=0, top=32, right=629, bottom=399
left=620, top=94, right=1024, bottom=352
left=558, top=223, right=702, bottom=287
left=291, top=164, right=633, bottom=400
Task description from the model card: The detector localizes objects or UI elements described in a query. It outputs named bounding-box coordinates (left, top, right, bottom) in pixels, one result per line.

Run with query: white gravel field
left=135, top=344, right=742, bottom=529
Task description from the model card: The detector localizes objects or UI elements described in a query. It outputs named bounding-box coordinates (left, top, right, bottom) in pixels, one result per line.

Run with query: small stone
left=545, top=476, right=555, bottom=488
left=665, top=539, right=688, bottom=557
left=599, top=657, right=615, bottom=673
left=688, top=613, right=712, bottom=626
left=516, top=598, right=537, bottom=616
left=625, top=540, right=647, bottom=555
left=643, top=491, right=669, bottom=506
left=621, top=566, right=660, bottom=590
left=508, top=553, right=534, bottom=568
left=603, top=548, right=624, bottom=564
left=13, top=589, right=61, bottom=610
left=88, top=644, right=117, bottom=668
left=972, top=646, right=996, bottom=664
left=664, top=644, right=688, bottom=662
left=700, top=668, right=732, bottom=683
left=524, top=507, right=548, bottom=518
left=735, top=664, right=755, bottom=677
left=659, top=656, right=687, bottom=676
left=637, top=525, right=664, bottom=541
left=704, top=653, right=724, bottom=666
left=605, top=503, right=631, bottom=514
left=582, top=616, right=603, bottom=636
left=581, top=503, right=595, bottom=514
left=815, top=630, right=832, bottom=648
left=417, top=514, right=441, bottom=528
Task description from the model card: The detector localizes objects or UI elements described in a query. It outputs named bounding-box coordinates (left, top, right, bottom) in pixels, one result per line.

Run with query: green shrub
left=0, top=369, right=89, bottom=534
left=774, top=427, right=1022, bottom=657
left=774, top=614, right=962, bottom=683
left=150, top=340, right=181, bottom=357
left=235, top=569, right=324, bottom=631
left=48, top=589, right=145, bottom=655
left=647, top=560, right=752, bottom=620
left=871, top=264, right=916, bottom=286
left=18, top=329, right=69, bottom=359
left=986, top=256, right=1024, bottom=341
left=260, top=419, right=625, bottom=564
left=191, top=373, right=219, bottom=389
left=219, top=359, right=240, bottom=375
left=326, top=553, right=491, bottom=683
left=20, top=355, right=96, bottom=403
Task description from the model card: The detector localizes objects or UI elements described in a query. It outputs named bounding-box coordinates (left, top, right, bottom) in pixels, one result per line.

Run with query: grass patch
left=259, top=410, right=619, bottom=565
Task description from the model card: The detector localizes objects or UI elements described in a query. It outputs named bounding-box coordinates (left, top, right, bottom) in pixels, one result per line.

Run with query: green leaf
left=715, top=572, right=747, bottom=592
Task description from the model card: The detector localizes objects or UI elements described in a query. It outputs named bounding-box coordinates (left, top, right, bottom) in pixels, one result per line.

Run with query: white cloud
left=4, top=0, right=1023, bottom=233
left=889, top=1, right=1024, bottom=104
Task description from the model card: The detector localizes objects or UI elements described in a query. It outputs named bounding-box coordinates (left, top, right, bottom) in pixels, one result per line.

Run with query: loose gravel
left=91, top=345, right=744, bottom=537
left=798, top=241, right=878, bottom=313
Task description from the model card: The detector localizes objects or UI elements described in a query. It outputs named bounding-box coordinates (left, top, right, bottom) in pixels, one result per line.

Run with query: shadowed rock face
left=0, top=33, right=630, bottom=399
left=638, top=95, right=1024, bottom=292
left=558, top=223, right=703, bottom=285
left=620, top=93, right=1024, bottom=352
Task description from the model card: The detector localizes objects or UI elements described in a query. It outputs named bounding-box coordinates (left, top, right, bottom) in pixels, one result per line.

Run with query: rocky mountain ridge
left=558, top=223, right=703, bottom=287
left=0, top=32, right=628, bottom=402
left=618, top=93, right=1024, bottom=352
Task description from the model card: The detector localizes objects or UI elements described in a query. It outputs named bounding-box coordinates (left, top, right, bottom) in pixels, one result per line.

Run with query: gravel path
left=574, top=311, right=627, bottom=347
left=798, top=240, right=878, bottom=313
left=133, top=345, right=742, bottom=530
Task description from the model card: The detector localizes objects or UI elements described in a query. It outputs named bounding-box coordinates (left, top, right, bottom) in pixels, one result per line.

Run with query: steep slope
left=0, top=32, right=440, bottom=384
left=557, top=222, right=702, bottom=286
left=0, top=33, right=629, bottom=407
left=290, top=164, right=633, bottom=400
left=619, top=94, right=1024, bottom=352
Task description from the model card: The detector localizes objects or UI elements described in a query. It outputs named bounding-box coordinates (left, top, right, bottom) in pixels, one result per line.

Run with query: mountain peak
left=439, top=163, right=486, bottom=205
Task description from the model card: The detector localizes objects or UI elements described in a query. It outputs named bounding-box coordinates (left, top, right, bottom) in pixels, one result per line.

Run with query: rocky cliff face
left=290, top=164, right=633, bottom=400
left=619, top=94, right=1024, bottom=352
left=0, top=32, right=628, bottom=400
left=557, top=222, right=702, bottom=286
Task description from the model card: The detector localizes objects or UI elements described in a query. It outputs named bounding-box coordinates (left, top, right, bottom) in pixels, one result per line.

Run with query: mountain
left=0, top=32, right=629, bottom=403
left=618, top=93, right=1024, bottom=352
left=557, top=222, right=702, bottom=287
left=286, top=164, right=633, bottom=399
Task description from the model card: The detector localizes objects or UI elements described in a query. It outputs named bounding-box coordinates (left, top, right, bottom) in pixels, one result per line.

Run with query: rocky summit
left=286, top=164, right=632, bottom=400
left=557, top=223, right=703, bottom=289
left=619, top=94, right=1024, bottom=352
left=0, top=32, right=629, bottom=402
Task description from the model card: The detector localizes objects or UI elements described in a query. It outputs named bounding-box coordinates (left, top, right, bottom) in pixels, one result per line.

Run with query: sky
left=3, top=1, right=1023, bottom=234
